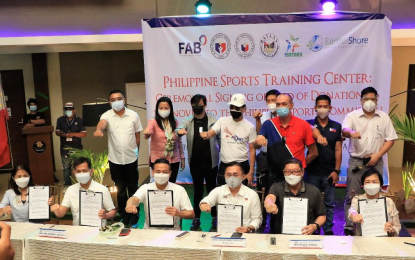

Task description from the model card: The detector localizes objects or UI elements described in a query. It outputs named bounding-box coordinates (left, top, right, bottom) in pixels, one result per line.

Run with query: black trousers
left=190, top=161, right=218, bottom=218
left=217, top=160, right=250, bottom=186
left=109, top=159, right=139, bottom=225
left=150, top=162, right=180, bottom=183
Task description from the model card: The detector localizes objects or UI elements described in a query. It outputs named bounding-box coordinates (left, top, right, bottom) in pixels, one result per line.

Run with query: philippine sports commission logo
left=259, top=33, right=279, bottom=58
left=210, top=33, right=231, bottom=59
left=234, top=33, right=255, bottom=59
left=307, top=35, right=324, bottom=52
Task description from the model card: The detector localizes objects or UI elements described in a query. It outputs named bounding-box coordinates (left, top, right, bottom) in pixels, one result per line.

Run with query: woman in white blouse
left=348, top=168, right=401, bottom=237
left=0, top=165, right=35, bottom=222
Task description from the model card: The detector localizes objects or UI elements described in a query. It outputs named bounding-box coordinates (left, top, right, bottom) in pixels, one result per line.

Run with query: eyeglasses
left=283, top=169, right=303, bottom=176
left=361, top=97, right=378, bottom=102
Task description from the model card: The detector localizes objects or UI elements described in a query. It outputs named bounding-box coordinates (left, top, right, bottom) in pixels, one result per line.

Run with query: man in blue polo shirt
left=55, top=102, right=87, bottom=188
left=305, top=95, right=342, bottom=235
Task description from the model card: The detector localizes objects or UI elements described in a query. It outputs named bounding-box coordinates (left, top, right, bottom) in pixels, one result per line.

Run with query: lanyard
left=66, top=117, right=75, bottom=132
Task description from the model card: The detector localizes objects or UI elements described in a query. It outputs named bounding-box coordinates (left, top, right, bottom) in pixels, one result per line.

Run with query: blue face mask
left=276, top=107, right=290, bottom=117
left=111, top=100, right=124, bottom=112
left=29, top=105, right=37, bottom=112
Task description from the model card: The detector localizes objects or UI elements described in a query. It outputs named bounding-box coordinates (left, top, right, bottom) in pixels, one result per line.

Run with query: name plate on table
left=211, top=237, right=246, bottom=247
left=289, top=240, right=322, bottom=249
left=38, top=228, right=67, bottom=239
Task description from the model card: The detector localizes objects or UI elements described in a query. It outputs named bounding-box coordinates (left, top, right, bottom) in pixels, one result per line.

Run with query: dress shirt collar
left=224, top=184, right=247, bottom=197
left=357, top=108, right=380, bottom=118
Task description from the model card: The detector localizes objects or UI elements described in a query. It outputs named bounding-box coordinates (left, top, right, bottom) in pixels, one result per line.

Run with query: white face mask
left=267, top=103, right=277, bottom=113
left=285, top=175, right=302, bottom=186
left=76, top=172, right=91, bottom=184
left=225, top=176, right=243, bottom=189
left=111, top=100, right=124, bottom=112
left=364, top=183, right=380, bottom=196
left=363, top=100, right=376, bottom=112
left=158, top=109, right=170, bottom=119
left=15, top=177, right=30, bottom=188
left=316, top=108, right=329, bottom=119
left=154, top=173, right=169, bottom=185
left=65, top=110, right=73, bottom=117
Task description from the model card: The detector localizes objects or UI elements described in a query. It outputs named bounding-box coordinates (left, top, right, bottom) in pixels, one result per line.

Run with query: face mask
left=225, top=176, right=243, bottom=189
left=364, top=183, right=380, bottom=196
left=158, top=109, right=171, bottom=119
left=230, top=110, right=242, bottom=120
left=65, top=110, right=73, bottom=117
left=154, top=173, right=169, bottom=185
left=15, top=177, right=30, bottom=188
left=285, top=175, right=302, bottom=186
left=192, top=106, right=204, bottom=115
left=276, top=107, right=290, bottom=117
left=316, top=108, right=329, bottom=119
left=363, top=100, right=376, bottom=112
left=111, top=100, right=124, bottom=112
left=29, top=106, right=37, bottom=112
left=76, top=172, right=91, bottom=184
left=267, top=103, right=277, bottom=113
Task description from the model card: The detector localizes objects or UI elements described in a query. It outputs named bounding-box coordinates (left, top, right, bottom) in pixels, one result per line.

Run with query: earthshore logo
left=235, top=33, right=255, bottom=59
left=210, top=33, right=231, bottom=59
left=259, top=33, right=279, bottom=59
left=307, top=35, right=324, bottom=52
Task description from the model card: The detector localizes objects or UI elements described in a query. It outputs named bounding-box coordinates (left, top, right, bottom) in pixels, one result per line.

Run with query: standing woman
left=143, top=97, right=185, bottom=183
left=0, top=165, right=35, bottom=222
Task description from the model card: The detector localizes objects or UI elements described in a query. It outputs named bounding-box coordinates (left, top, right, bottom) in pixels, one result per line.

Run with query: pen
left=212, top=234, right=221, bottom=237
left=404, top=242, right=415, bottom=246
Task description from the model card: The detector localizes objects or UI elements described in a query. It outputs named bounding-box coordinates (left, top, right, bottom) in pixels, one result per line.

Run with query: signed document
left=79, top=191, right=103, bottom=227
left=148, top=190, right=174, bottom=227
left=359, top=197, right=388, bottom=237
left=29, top=186, right=50, bottom=221
left=217, top=204, right=243, bottom=233
left=282, top=197, right=308, bottom=235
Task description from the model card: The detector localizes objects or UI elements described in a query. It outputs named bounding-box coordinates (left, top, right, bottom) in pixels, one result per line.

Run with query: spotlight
left=320, top=0, right=337, bottom=14
left=195, top=0, right=212, bottom=15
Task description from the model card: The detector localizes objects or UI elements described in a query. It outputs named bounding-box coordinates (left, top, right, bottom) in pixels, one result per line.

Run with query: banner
left=142, top=12, right=392, bottom=185
left=0, top=79, right=11, bottom=168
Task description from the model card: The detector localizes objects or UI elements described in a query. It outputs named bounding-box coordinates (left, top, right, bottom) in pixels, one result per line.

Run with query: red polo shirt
left=271, top=115, right=315, bottom=168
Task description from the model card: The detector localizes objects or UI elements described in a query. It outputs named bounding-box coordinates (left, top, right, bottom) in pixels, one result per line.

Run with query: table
left=221, top=233, right=415, bottom=260
left=6, top=222, right=44, bottom=260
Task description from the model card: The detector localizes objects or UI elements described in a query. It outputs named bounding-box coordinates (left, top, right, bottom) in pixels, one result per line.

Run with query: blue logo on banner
left=210, top=33, right=231, bottom=59
left=307, top=35, right=323, bottom=52
left=235, top=33, right=255, bottom=59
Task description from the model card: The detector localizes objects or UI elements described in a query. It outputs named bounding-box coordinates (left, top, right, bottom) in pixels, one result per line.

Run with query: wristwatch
left=313, top=223, right=320, bottom=234
left=333, top=169, right=341, bottom=174
left=247, top=226, right=255, bottom=233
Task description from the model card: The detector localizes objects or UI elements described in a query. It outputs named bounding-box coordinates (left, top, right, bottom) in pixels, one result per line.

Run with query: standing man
left=201, top=93, right=256, bottom=187
left=256, top=94, right=318, bottom=183
left=23, top=98, right=45, bottom=128
left=342, top=86, right=397, bottom=236
left=94, top=89, right=143, bottom=227
left=176, top=94, right=220, bottom=231
left=305, top=95, right=342, bottom=235
left=55, top=102, right=87, bottom=189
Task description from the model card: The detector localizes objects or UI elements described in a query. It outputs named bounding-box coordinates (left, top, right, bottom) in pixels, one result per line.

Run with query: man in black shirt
left=55, top=102, right=87, bottom=187
left=23, top=98, right=45, bottom=128
left=177, top=94, right=220, bottom=231
left=265, top=158, right=326, bottom=234
left=305, top=95, right=342, bottom=235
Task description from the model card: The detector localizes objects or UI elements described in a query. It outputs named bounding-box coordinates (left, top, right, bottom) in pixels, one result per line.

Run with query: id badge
left=14, top=196, right=23, bottom=207
left=66, top=137, right=73, bottom=142
left=199, top=127, right=203, bottom=133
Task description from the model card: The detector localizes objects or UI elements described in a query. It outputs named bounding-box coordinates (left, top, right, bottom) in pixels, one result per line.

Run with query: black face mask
left=230, top=110, right=242, bottom=120
left=192, top=105, right=204, bottom=115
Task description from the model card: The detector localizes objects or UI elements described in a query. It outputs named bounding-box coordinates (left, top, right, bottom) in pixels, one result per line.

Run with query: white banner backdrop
left=142, top=12, right=392, bottom=185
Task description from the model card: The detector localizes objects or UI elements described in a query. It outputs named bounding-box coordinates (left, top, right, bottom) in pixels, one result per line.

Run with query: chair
left=49, top=184, right=61, bottom=224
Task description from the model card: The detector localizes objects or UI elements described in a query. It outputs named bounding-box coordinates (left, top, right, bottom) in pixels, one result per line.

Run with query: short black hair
left=283, top=158, right=303, bottom=170
left=315, top=94, right=331, bottom=106
left=73, top=157, right=92, bottom=170
left=361, top=87, right=378, bottom=98
left=361, top=168, right=383, bottom=187
left=109, top=89, right=124, bottom=97
left=10, top=164, right=34, bottom=195
left=153, top=158, right=171, bottom=170
left=27, top=98, right=38, bottom=107
left=265, top=89, right=280, bottom=99
left=190, top=94, right=207, bottom=106
left=225, top=161, right=245, bottom=174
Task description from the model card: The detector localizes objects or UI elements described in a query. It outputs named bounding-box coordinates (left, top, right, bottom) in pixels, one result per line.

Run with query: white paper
left=282, top=197, right=308, bottom=234
left=79, top=191, right=103, bottom=227
left=359, top=198, right=388, bottom=237
left=217, top=204, right=243, bottom=233
left=148, top=190, right=174, bottom=226
left=29, top=186, right=50, bottom=220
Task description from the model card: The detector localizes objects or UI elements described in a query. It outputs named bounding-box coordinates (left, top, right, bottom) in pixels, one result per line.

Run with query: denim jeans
left=62, top=155, right=72, bottom=186
left=304, top=173, right=335, bottom=233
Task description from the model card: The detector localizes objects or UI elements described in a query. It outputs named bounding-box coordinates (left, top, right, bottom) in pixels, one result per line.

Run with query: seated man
left=125, top=158, right=194, bottom=230
left=49, top=157, right=116, bottom=225
left=200, top=162, right=262, bottom=233
left=264, top=158, right=326, bottom=235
